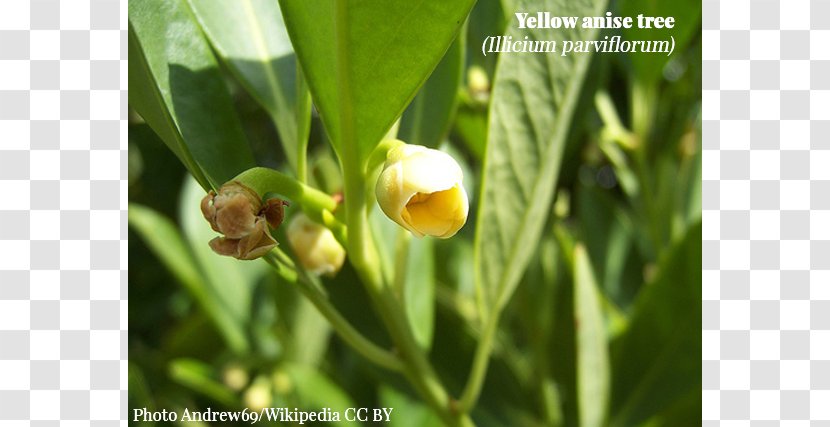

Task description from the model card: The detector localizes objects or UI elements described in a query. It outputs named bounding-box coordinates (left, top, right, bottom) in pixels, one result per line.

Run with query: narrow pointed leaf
left=398, top=34, right=465, bottom=149
left=474, top=0, right=608, bottom=315
left=278, top=0, right=476, bottom=159
left=609, top=221, right=702, bottom=426
left=187, top=0, right=310, bottom=175
left=574, top=245, right=610, bottom=427
left=128, top=203, right=248, bottom=353
left=128, top=0, right=255, bottom=189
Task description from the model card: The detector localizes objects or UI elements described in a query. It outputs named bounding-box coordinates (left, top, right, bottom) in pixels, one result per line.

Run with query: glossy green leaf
left=187, top=0, right=311, bottom=176
left=573, top=245, right=610, bottom=427
left=278, top=0, right=476, bottom=159
left=128, top=0, right=255, bottom=190
left=609, top=221, right=702, bottom=426
left=398, top=34, right=465, bottom=149
left=128, top=203, right=248, bottom=353
left=474, top=0, right=608, bottom=315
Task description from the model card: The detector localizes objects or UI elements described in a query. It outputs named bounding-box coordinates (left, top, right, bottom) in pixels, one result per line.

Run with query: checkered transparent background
left=702, top=0, right=830, bottom=424
left=0, top=0, right=127, bottom=424
left=1, top=0, right=828, bottom=424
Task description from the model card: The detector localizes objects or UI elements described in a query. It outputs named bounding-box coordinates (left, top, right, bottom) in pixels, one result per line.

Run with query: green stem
left=458, top=307, right=501, bottom=412
left=331, top=1, right=461, bottom=423
left=342, top=146, right=460, bottom=424
left=629, top=82, right=661, bottom=256
left=342, top=145, right=464, bottom=424
left=234, top=167, right=336, bottom=212
left=594, top=90, right=636, bottom=150
left=232, top=167, right=348, bottom=245
left=393, top=229, right=411, bottom=296
left=263, top=254, right=402, bottom=371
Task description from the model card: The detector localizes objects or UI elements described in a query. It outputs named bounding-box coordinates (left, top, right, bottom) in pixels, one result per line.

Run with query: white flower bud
left=286, top=213, right=346, bottom=276
left=375, top=142, right=468, bottom=238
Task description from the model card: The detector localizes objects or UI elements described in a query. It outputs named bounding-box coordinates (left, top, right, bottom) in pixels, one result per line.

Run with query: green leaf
left=187, top=0, right=311, bottom=176
left=278, top=0, right=476, bottom=159
left=128, top=203, right=248, bottom=353
left=288, top=297, right=332, bottom=368
left=128, top=0, right=255, bottom=189
left=398, top=34, right=465, bottom=149
left=403, top=236, right=436, bottom=350
left=371, top=213, right=436, bottom=350
left=169, top=358, right=238, bottom=408
left=370, top=206, right=400, bottom=286
left=573, top=245, right=610, bottom=427
left=620, top=0, right=702, bottom=84
left=452, top=97, right=488, bottom=160
left=128, top=203, right=203, bottom=291
left=577, top=183, right=643, bottom=309
left=466, top=0, right=508, bottom=76
left=609, top=221, right=702, bottom=426
left=178, top=176, right=268, bottom=349
left=282, top=363, right=355, bottom=418
left=640, top=390, right=701, bottom=427
left=128, top=363, right=157, bottom=427
left=474, top=0, right=608, bottom=315
left=379, top=386, right=442, bottom=427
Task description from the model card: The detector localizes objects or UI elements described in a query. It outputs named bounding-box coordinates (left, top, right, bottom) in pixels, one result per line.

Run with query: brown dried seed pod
left=261, top=198, right=289, bottom=229
left=200, top=182, right=288, bottom=260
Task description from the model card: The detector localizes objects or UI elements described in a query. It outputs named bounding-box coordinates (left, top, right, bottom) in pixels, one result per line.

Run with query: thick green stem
left=232, top=167, right=348, bottom=245
left=331, top=1, right=462, bottom=422
left=234, top=167, right=336, bottom=212
left=342, top=152, right=458, bottom=422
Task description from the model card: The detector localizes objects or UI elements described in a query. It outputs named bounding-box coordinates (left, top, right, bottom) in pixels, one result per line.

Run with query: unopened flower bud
left=222, top=363, right=249, bottom=391
left=201, top=182, right=288, bottom=260
left=467, top=65, right=490, bottom=103
left=375, top=142, right=468, bottom=238
left=243, top=377, right=272, bottom=411
left=286, top=213, right=345, bottom=276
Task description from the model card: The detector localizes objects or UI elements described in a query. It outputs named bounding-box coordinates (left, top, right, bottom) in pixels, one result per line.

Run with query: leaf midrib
left=490, top=43, right=592, bottom=311
left=334, top=0, right=356, bottom=155
left=476, top=0, right=608, bottom=313
left=239, top=0, right=286, bottom=115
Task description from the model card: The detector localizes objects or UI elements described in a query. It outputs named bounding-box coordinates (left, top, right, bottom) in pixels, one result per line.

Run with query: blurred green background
left=128, top=0, right=702, bottom=425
